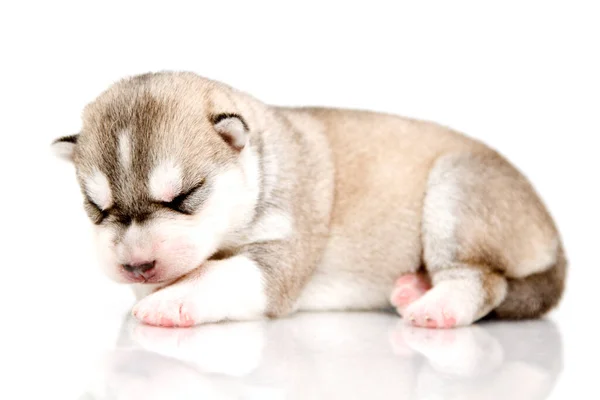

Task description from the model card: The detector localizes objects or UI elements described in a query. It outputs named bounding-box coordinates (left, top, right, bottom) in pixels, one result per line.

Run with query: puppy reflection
left=84, top=316, right=272, bottom=400
left=391, top=320, right=563, bottom=399
left=82, top=313, right=562, bottom=400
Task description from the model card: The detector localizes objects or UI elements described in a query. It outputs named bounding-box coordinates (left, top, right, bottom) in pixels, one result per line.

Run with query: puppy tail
left=491, top=246, right=567, bottom=320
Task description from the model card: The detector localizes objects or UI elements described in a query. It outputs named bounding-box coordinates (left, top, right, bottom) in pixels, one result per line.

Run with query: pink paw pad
left=390, top=273, right=431, bottom=312
left=409, top=309, right=457, bottom=329
left=159, top=316, right=175, bottom=327
left=402, top=281, right=478, bottom=329
left=132, top=305, right=196, bottom=328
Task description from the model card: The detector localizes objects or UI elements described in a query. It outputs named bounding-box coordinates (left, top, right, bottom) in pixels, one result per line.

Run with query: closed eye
left=160, top=180, right=205, bottom=214
left=85, top=197, right=110, bottom=224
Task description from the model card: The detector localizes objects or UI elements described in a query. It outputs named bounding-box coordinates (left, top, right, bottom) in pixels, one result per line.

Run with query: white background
left=0, top=1, right=598, bottom=399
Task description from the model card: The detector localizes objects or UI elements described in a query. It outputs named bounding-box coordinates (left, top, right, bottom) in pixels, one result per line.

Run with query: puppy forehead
left=75, top=73, right=242, bottom=203
left=81, top=96, right=227, bottom=163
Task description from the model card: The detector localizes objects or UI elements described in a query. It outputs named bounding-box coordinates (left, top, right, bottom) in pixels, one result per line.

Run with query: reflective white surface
left=77, top=312, right=562, bottom=400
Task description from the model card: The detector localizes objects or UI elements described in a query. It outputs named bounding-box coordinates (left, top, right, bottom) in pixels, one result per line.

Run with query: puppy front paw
left=132, top=285, right=197, bottom=328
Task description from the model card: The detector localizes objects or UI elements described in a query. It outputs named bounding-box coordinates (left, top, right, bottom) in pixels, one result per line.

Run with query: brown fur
left=491, top=246, right=567, bottom=319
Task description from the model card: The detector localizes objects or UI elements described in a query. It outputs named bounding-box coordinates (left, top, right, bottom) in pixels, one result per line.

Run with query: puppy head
left=52, top=72, right=262, bottom=284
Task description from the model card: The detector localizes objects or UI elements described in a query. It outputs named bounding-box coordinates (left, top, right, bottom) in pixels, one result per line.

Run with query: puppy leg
left=132, top=255, right=268, bottom=327
left=404, top=152, right=561, bottom=328
left=132, top=239, right=316, bottom=326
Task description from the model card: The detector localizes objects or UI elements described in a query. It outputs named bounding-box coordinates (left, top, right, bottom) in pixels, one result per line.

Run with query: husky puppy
left=52, top=72, right=566, bottom=328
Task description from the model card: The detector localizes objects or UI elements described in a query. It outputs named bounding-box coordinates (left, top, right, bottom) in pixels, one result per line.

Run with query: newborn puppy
left=52, top=72, right=566, bottom=328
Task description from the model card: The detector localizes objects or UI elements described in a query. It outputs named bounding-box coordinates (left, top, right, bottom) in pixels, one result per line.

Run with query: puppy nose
left=122, top=261, right=156, bottom=274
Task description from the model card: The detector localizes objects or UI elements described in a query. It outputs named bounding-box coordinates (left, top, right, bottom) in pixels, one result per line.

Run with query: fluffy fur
left=52, top=72, right=566, bottom=328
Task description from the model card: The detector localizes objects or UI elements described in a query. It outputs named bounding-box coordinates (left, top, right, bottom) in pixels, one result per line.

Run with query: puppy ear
left=51, top=134, right=79, bottom=161
left=212, top=114, right=249, bottom=151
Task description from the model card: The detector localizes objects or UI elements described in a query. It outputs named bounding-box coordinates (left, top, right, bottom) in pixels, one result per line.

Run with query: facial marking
left=85, top=170, right=113, bottom=210
left=118, top=129, right=132, bottom=168
left=149, top=161, right=183, bottom=202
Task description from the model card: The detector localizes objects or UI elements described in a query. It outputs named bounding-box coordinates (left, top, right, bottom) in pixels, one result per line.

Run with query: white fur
left=238, top=146, right=262, bottom=219
left=118, top=130, right=132, bottom=168
left=52, top=141, right=76, bottom=161
left=132, top=255, right=268, bottom=324
left=298, top=268, right=391, bottom=311
left=119, top=222, right=154, bottom=265
left=149, top=161, right=183, bottom=202
left=421, top=155, right=461, bottom=269
left=220, top=145, right=264, bottom=248
left=85, top=170, right=113, bottom=209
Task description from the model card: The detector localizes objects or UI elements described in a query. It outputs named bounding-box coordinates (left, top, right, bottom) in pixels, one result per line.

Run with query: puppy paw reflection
left=399, top=324, right=504, bottom=376
left=87, top=349, right=235, bottom=400
left=132, top=320, right=267, bottom=377
left=388, top=319, right=563, bottom=400
left=84, top=319, right=272, bottom=400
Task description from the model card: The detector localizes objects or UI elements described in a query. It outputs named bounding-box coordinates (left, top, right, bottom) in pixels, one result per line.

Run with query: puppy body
left=53, top=72, right=565, bottom=328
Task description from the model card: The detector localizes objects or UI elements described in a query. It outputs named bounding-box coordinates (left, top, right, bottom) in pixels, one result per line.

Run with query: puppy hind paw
left=390, top=273, right=431, bottom=315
